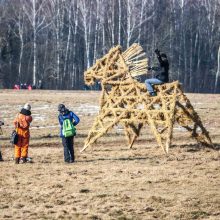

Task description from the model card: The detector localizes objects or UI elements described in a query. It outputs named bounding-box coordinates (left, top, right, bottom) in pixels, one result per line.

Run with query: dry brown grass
left=0, top=90, right=220, bottom=220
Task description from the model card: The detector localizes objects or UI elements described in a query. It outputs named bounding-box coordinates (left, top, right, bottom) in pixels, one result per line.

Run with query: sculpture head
left=84, top=46, right=121, bottom=86
left=84, top=44, right=148, bottom=86
left=84, top=59, right=107, bottom=86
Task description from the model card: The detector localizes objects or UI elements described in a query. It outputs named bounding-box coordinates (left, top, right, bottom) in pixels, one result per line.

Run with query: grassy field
left=0, top=90, right=219, bottom=220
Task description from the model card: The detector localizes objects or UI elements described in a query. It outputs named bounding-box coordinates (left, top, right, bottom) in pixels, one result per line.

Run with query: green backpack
left=62, top=118, right=76, bottom=137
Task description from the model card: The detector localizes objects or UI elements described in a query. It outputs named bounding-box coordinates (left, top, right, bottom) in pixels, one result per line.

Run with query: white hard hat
left=24, top=103, right=31, bottom=111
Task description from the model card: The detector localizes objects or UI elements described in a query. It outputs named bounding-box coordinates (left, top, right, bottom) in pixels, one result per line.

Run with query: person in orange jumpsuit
left=13, top=103, right=32, bottom=164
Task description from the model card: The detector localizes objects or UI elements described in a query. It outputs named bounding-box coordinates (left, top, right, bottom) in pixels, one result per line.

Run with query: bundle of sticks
left=122, top=43, right=148, bottom=77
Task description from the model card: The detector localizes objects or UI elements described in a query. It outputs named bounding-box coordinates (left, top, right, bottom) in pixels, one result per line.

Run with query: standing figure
left=13, top=103, right=32, bottom=164
left=0, top=120, right=4, bottom=161
left=145, top=49, right=169, bottom=96
left=58, top=104, right=80, bottom=163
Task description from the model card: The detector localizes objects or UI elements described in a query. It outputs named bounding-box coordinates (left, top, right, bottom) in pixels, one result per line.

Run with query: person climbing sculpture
left=145, top=49, right=169, bottom=96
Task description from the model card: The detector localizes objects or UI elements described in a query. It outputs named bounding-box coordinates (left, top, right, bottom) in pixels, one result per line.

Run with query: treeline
left=0, top=0, right=219, bottom=92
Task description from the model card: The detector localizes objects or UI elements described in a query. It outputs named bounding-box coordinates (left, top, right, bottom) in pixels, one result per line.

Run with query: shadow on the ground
left=77, top=156, right=154, bottom=163
left=171, top=143, right=220, bottom=151
left=78, top=143, right=220, bottom=163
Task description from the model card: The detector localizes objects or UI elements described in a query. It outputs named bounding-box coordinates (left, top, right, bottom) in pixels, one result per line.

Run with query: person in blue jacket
left=58, top=104, right=80, bottom=163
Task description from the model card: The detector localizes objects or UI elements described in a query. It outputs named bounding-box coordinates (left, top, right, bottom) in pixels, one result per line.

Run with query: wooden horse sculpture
left=81, top=44, right=212, bottom=153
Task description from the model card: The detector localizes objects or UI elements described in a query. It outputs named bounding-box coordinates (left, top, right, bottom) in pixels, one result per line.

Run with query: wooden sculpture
left=81, top=44, right=212, bottom=153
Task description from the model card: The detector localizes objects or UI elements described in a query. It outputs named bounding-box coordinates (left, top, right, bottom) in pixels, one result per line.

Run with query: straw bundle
left=122, top=43, right=148, bottom=77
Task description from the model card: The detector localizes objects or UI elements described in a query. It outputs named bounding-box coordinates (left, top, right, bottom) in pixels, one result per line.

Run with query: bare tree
left=9, top=0, right=27, bottom=83
left=23, top=0, right=51, bottom=86
left=78, top=0, right=93, bottom=69
left=215, top=45, right=220, bottom=92
left=0, top=0, right=219, bottom=92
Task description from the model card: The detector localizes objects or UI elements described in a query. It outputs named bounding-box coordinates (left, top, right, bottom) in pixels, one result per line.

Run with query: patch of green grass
left=191, top=210, right=210, bottom=219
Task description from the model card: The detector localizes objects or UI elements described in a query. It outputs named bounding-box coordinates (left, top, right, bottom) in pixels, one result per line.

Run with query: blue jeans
left=145, top=78, right=163, bottom=93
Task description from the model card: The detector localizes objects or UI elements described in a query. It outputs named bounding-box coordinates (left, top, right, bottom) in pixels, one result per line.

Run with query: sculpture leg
left=81, top=111, right=126, bottom=152
left=124, top=123, right=143, bottom=149
left=175, top=101, right=213, bottom=147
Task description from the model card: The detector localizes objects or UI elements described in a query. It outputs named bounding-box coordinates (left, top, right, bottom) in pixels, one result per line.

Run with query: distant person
left=145, top=49, right=169, bottom=96
left=20, top=83, right=24, bottom=89
left=83, top=85, right=90, bottom=91
left=13, top=103, right=32, bottom=164
left=0, top=120, right=4, bottom=161
left=28, top=85, right=32, bottom=90
left=38, top=80, right=43, bottom=89
left=58, top=104, right=80, bottom=163
left=14, top=84, right=20, bottom=90
left=95, top=81, right=101, bottom=90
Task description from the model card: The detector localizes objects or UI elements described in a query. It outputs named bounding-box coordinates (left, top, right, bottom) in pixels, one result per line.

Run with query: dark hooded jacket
left=152, top=54, right=169, bottom=83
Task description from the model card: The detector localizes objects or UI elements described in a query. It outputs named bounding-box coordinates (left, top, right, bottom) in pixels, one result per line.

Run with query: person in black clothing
left=58, top=104, right=80, bottom=163
left=145, top=49, right=169, bottom=96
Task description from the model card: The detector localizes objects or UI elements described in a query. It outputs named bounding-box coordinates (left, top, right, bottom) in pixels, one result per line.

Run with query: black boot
left=0, top=151, right=3, bottom=161
left=15, top=158, right=20, bottom=164
left=20, top=157, right=27, bottom=163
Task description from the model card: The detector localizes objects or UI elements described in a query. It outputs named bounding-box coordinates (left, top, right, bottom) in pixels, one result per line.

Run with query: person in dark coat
left=145, top=49, right=169, bottom=96
left=58, top=104, right=80, bottom=163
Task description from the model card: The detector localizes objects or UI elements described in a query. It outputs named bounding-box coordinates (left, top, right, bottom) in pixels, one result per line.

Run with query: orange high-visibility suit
left=14, top=113, right=32, bottom=159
